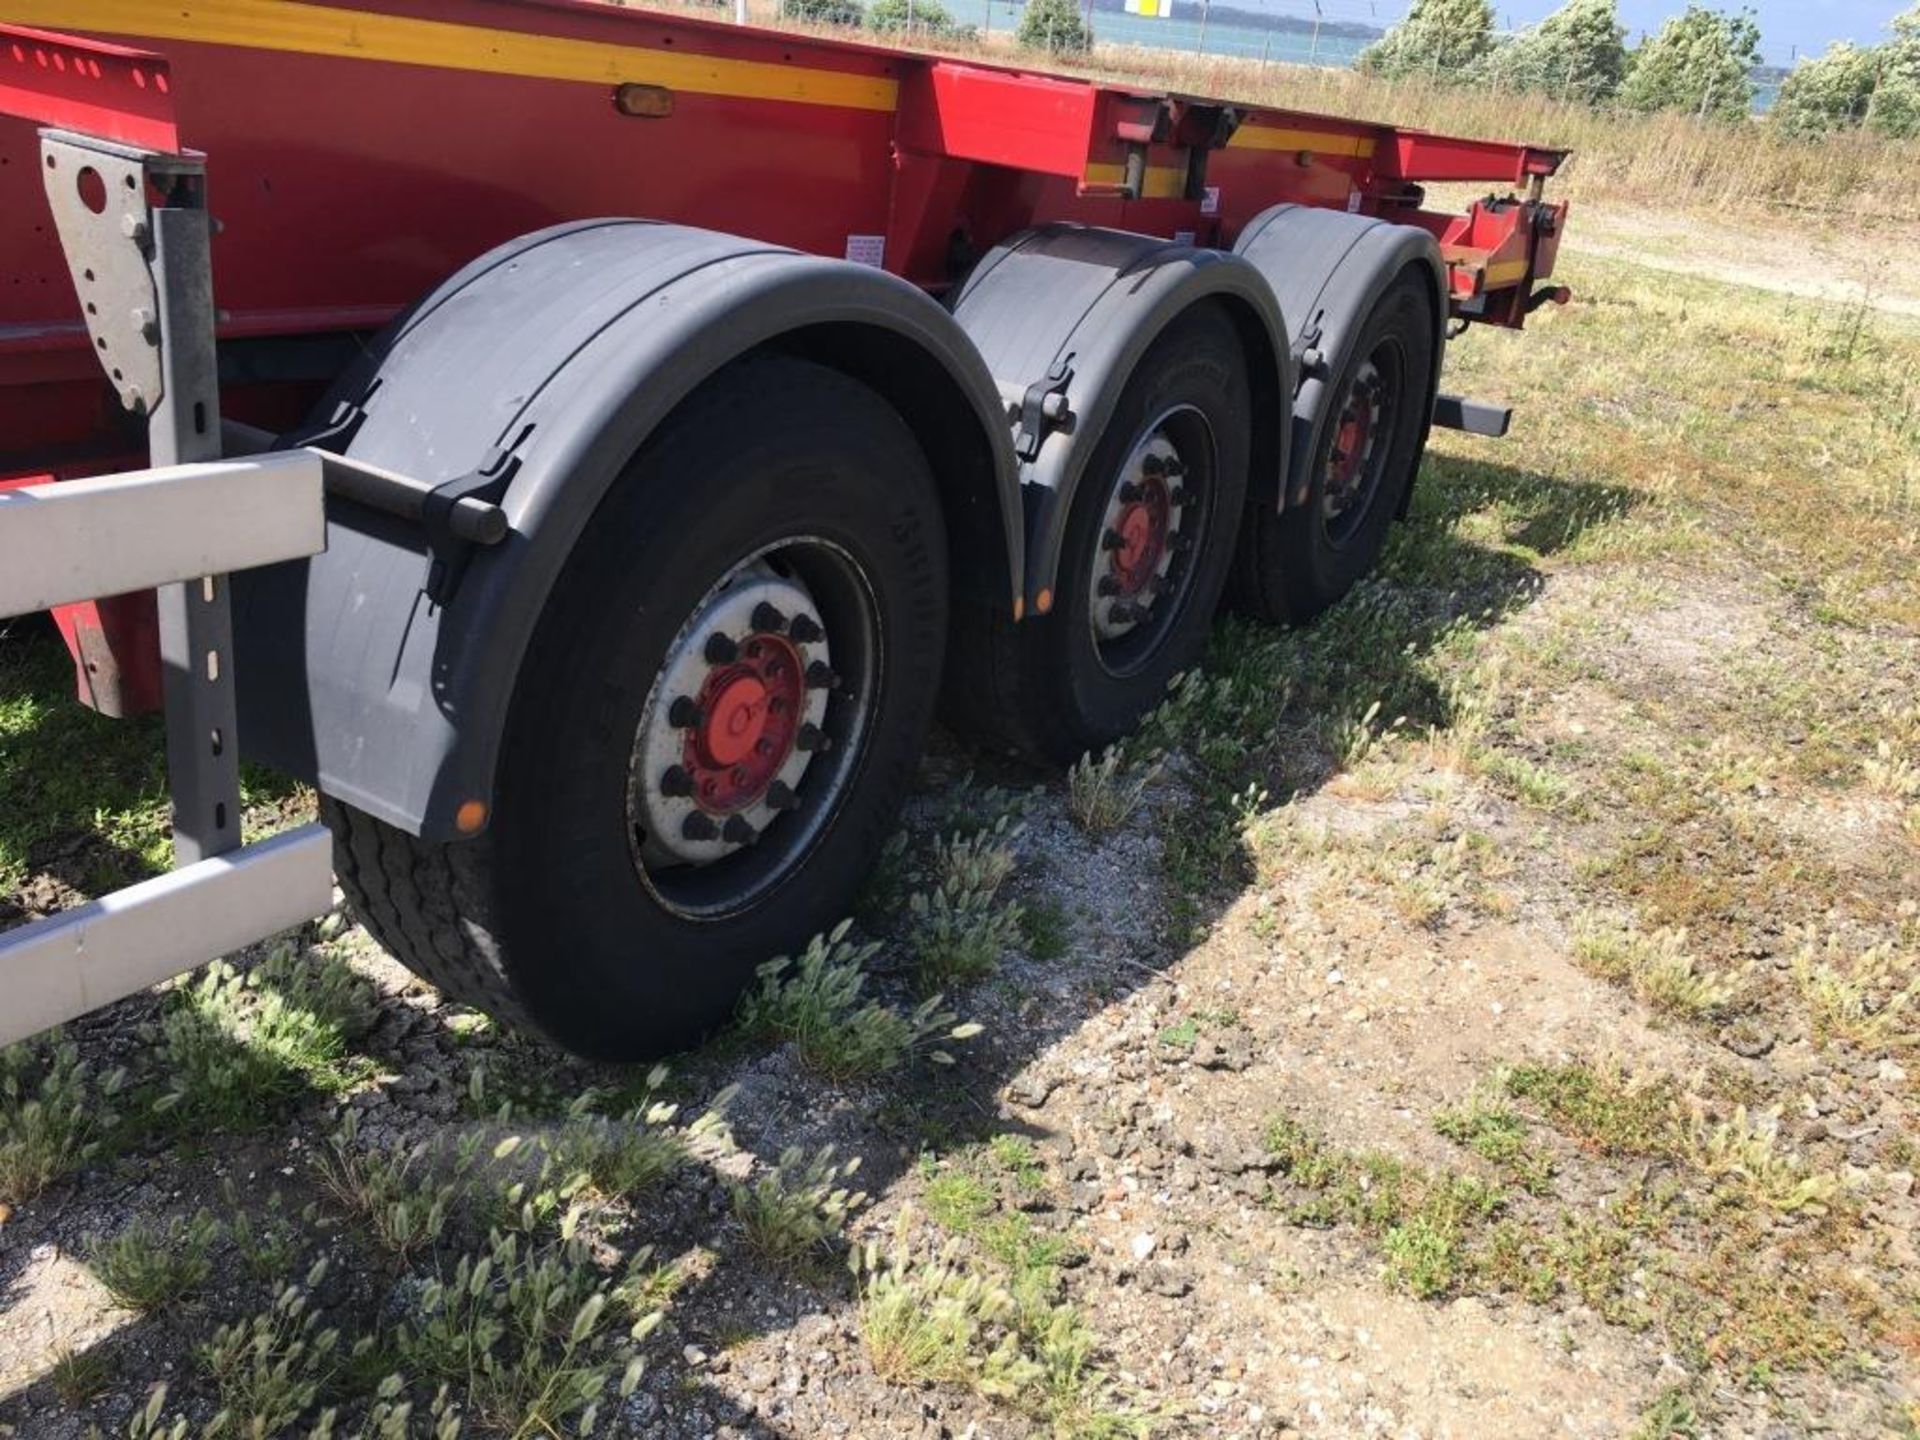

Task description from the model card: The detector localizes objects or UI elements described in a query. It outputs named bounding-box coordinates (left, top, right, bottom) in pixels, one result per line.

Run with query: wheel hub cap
left=1325, top=361, right=1384, bottom=522
left=630, top=561, right=831, bottom=869
left=1090, top=432, right=1190, bottom=643
left=684, top=634, right=804, bottom=808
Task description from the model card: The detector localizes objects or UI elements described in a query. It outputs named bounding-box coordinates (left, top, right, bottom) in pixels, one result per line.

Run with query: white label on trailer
left=845, top=234, right=886, bottom=267
left=1347, top=189, right=1364, bottom=213
left=1200, top=185, right=1221, bottom=216
left=1173, top=229, right=1196, bottom=246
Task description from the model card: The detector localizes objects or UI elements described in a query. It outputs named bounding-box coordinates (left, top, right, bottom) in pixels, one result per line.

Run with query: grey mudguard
left=233, top=220, right=1021, bottom=841
left=1233, top=205, right=1448, bottom=509
left=949, top=225, right=1291, bottom=608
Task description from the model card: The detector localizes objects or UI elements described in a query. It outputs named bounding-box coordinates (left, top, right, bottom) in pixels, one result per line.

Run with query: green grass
left=86, top=1210, right=222, bottom=1312
left=0, top=627, right=301, bottom=901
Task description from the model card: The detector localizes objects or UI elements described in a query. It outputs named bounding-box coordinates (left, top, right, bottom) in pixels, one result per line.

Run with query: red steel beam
left=0, top=24, right=178, bottom=151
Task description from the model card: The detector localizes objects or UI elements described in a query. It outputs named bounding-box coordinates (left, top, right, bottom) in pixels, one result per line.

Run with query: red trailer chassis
left=2, top=0, right=1565, bottom=714
left=0, top=1, right=1569, bottom=1056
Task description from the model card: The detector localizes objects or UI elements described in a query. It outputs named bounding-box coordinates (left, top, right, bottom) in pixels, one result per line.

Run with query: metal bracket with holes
left=0, top=125, right=334, bottom=1044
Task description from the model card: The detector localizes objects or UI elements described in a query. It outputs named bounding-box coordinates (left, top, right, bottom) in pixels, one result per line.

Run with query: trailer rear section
left=0, top=1, right=1569, bottom=1057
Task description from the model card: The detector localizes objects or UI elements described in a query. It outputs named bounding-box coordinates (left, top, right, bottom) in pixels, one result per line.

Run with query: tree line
left=1357, top=0, right=1919, bottom=138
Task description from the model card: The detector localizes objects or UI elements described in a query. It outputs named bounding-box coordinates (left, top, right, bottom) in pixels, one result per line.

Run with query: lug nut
left=1110, top=600, right=1140, bottom=624
left=796, top=723, right=832, bottom=753
left=1117, top=481, right=1142, bottom=504
left=1100, top=529, right=1124, bottom=552
left=1096, top=575, right=1122, bottom=597
left=682, top=812, right=719, bottom=842
left=704, top=633, right=738, bottom=664
left=1163, top=457, right=1187, bottom=477
left=767, top=780, right=800, bottom=811
left=751, top=601, right=787, bottom=633
left=789, top=614, right=824, bottom=644
left=1169, top=487, right=1190, bottom=506
left=805, top=661, right=840, bottom=690
left=668, top=696, right=703, bottom=729
left=721, top=815, right=758, bottom=845
left=659, top=764, right=694, bottom=798
left=1141, top=454, right=1165, bottom=478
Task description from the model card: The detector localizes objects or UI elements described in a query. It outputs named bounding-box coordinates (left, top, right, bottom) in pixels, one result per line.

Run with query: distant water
left=943, top=0, right=1371, bottom=66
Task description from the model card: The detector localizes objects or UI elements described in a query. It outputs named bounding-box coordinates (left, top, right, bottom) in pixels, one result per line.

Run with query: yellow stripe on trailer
left=1232, top=124, right=1377, bottom=160
left=1082, top=162, right=1188, bottom=199
left=1, top=0, right=901, bottom=112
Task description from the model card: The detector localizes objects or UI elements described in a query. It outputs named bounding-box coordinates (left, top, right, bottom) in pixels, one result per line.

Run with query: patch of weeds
left=856, top=1210, right=1144, bottom=1434
left=225, top=1185, right=306, bottom=1282
left=1572, top=918, right=1745, bottom=1021
left=1791, top=935, right=1918, bottom=1055
left=1382, top=1215, right=1459, bottom=1299
left=939, top=775, right=1029, bottom=840
left=730, top=1144, right=868, bottom=1271
left=1065, top=747, right=1161, bottom=836
left=1019, top=896, right=1071, bottom=962
left=1481, top=749, right=1575, bottom=812
left=1631, top=1385, right=1702, bottom=1439
left=154, top=947, right=378, bottom=1128
left=48, top=1344, right=113, bottom=1406
left=1434, top=1092, right=1557, bottom=1195
left=1688, top=1105, right=1842, bottom=1217
left=737, top=920, right=982, bottom=1080
left=987, top=1134, right=1045, bottom=1191
left=1156, top=1018, right=1198, bottom=1050
left=925, top=1169, right=995, bottom=1234
left=398, top=1225, right=661, bottom=1437
left=0, top=1034, right=123, bottom=1204
left=909, top=883, right=1025, bottom=990
left=1503, top=1062, right=1687, bottom=1157
left=316, top=1110, right=461, bottom=1265
left=198, top=1263, right=350, bottom=1437
left=855, top=1218, right=1015, bottom=1388
left=1263, top=1112, right=1501, bottom=1299
left=546, top=1068, right=707, bottom=1203
left=932, top=818, right=1022, bottom=896
left=86, top=1209, right=221, bottom=1312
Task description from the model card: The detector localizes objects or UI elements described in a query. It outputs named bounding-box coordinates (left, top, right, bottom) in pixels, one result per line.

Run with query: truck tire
left=951, top=302, right=1250, bottom=764
left=325, top=355, right=948, bottom=1059
left=1230, top=267, right=1435, bottom=623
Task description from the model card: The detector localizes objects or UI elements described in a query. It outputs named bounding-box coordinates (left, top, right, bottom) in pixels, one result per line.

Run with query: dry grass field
left=2, top=57, right=1919, bottom=1440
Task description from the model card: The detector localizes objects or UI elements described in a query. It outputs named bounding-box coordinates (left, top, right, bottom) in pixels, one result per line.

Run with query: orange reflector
left=614, top=82, right=674, bottom=118
left=1012, top=595, right=1025, bottom=621
left=1036, top=588, right=1053, bottom=614
left=454, top=799, right=489, bottom=834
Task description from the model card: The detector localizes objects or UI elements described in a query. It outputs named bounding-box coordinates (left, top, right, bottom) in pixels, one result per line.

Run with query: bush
left=869, top=0, right=953, bottom=32
left=787, top=0, right=865, bottom=24
left=1476, top=0, right=1626, bottom=104
left=1617, top=5, right=1761, bottom=122
left=1357, top=0, right=1494, bottom=82
left=1774, top=43, right=1883, bottom=136
left=1016, top=0, right=1089, bottom=55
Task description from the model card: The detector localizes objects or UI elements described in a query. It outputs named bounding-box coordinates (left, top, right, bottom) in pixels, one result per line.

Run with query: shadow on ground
left=0, top=453, right=1643, bottom=1438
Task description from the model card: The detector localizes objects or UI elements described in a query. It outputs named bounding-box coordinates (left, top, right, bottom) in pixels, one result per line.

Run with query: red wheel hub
left=1330, top=391, right=1377, bottom=497
left=683, top=633, right=805, bottom=812
left=1109, top=477, right=1171, bottom=597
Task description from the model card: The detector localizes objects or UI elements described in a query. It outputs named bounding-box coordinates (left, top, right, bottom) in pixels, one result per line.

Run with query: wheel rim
left=1321, top=342, right=1403, bottom=549
left=1085, top=404, right=1214, bottom=677
left=627, top=539, right=878, bottom=919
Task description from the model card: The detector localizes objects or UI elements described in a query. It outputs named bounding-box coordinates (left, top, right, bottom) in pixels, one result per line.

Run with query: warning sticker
left=1200, top=186, right=1221, bottom=216
left=845, top=234, right=886, bottom=268
left=1346, top=190, right=1364, bottom=213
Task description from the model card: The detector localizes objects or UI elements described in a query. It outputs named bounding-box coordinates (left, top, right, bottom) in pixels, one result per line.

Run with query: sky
left=1291, top=1, right=1910, bottom=66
